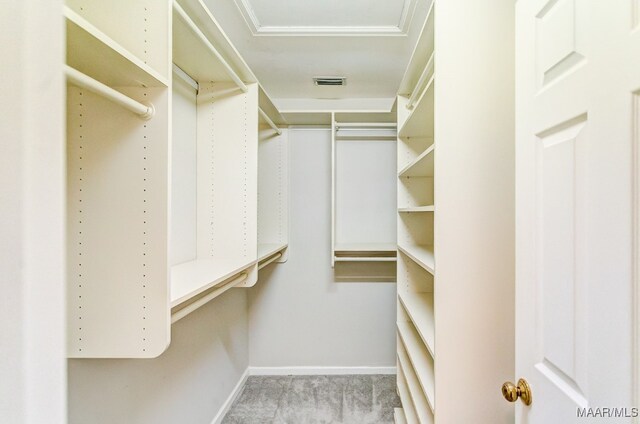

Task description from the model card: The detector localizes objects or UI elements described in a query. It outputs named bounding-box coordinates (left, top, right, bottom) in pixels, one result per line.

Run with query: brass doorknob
left=501, top=378, right=532, bottom=405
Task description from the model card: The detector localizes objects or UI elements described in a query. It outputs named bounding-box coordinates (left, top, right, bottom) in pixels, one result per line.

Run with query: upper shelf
left=398, top=0, right=435, bottom=97
left=398, top=76, right=435, bottom=140
left=173, top=1, right=243, bottom=85
left=173, top=0, right=255, bottom=83
left=65, top=6, right=168, bottom=88
left=399, top=145, right=434, bottom=178
left=172, top=0, right=286, bottom=126
left=259, top=86, right=287, bottom=126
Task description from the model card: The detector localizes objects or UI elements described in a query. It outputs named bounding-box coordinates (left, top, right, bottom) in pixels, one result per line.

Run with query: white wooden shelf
left=334, top=257, right=397, bottom=263
left=334, top=242, right=397, bottom=262
left=170, top=260, right=254, bottom=307
left=399, top=292, right=435, bottom=357
left=258, top=243, right=288, bottom=262
left=398, top=145, right=435, bottom=178
left=398, top=1, right=435, bottom=97
left=394, top=408, right=408, bottom=424
left=259, top=86, right=287, bottom=126
left=398, top=244, right=435, bottom=274
left=335, top=134, right=398, bottom=141
left=65, top=6, right=168, bottom=88
left=398, top=343, right=434, bottom=423
left=398, top=321, right=435, bottom=412
left=398, top=77, right=435, bottom=140
left=397, top=362, right=420, bottom=424
left=172, top=1, right=243, bottom=84
left=334, top=243, right=397, bottom=253
left=398, top=206, right=435, bottom=213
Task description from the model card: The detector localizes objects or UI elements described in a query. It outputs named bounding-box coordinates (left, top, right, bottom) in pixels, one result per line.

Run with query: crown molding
left=233, top=0, right=418, bottom=37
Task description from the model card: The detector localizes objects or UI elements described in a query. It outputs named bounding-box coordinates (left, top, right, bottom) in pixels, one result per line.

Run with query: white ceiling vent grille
left=313, top=77, right=347, bottom=86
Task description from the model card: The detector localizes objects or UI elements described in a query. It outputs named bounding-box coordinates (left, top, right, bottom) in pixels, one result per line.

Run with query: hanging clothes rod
left=258, top=252, right=283, bottom=270
left=171, top=272, right=248, bottom=323
left=65, top=65, right=155, bottom=120
left=407, top=52, right=434, bottom=110
left=334, top=122, right=397, bottom=129
left=173, top=1, right=248, bottom=93
left=259, top=108, right=282, bottom=135
left=334, top=257, right=397, bottom=262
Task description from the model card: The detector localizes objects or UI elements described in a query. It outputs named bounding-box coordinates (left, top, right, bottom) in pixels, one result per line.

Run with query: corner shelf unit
left=331, top=112, right=398, bottom=272
left=395, top=0, right=436, bottom=419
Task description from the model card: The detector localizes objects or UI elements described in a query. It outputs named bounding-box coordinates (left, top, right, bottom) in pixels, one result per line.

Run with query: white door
left=515, top=0, right=639, bottom=422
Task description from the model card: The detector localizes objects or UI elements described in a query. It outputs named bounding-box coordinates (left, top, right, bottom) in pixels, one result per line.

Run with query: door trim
left=634, top=92, right=640, bottom=419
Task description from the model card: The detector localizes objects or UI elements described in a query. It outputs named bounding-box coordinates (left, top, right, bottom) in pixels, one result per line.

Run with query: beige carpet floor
left=222, top=375, right=400, bottom=424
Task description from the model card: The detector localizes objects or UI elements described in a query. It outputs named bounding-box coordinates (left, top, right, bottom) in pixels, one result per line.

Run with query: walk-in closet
left=6, top=0, right=638, bottom=423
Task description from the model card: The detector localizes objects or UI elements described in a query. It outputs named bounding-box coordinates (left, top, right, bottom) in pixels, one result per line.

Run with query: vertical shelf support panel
left=65, top=0, right=171, bottom=358
left=258, top=126, right=289, bottom=263
left=67, top=86, right=170, bottom=358
left=196, top=82, right=259, bottom=287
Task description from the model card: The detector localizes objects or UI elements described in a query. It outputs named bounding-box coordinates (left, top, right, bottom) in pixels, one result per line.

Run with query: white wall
left=68, top=289, right=248, bottom=424
left=0, top=0, right=66, bottom=422
left=248, top=128, right=398, bottom=369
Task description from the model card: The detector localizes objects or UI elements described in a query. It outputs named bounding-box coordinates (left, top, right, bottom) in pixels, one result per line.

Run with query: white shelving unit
left=395, top=0, right=436, bottom=417
left=66, top=0, right=288, bottom=356
left=331, top=112, right=397, bottom=279
left=169, top=0, right=288, bottom=324
left=394, top=0, right=516, bottom=419
left=65, top=0, right=171, bottom=358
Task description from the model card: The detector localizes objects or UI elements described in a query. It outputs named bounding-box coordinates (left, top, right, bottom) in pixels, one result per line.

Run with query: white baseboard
left=210, top=368, right=250, bottom=424
left=248, top=366, right=397, bottom=376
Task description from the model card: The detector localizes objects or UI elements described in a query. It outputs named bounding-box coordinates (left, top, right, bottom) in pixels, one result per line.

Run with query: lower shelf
left=397, top=361, right=420, bottom=424
left=397, top=322, right=435, bottom=412
left=394, top=408, right=407, bottom=424
left=398, top=291, right=435, bottom=356
left=397, top=244, right=434, bottom=274
left=398, top=342, right=434, bottom=424
left=334, top=242, right=397, bottom=262
left=170, top=259, right=254, bottom=307
left=334, top=256, right=397, bottom=262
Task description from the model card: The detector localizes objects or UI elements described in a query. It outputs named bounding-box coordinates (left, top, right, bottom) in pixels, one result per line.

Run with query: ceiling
left=202, top=0, right=430, bottom=111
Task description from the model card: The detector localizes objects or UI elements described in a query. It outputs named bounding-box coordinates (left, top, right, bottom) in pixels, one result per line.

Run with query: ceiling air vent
left=313, top=77, right=346, bottom=86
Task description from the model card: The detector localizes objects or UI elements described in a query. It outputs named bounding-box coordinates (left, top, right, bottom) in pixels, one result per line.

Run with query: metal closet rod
left=171, top=272, right=249, bottom=324
left=173, top=1, right=248, bottom=94
left=65, top=65, right=155, bottom=120
left=259, top=108, right=282, bottom=135
left=258, top=252, right=283, bottom=270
